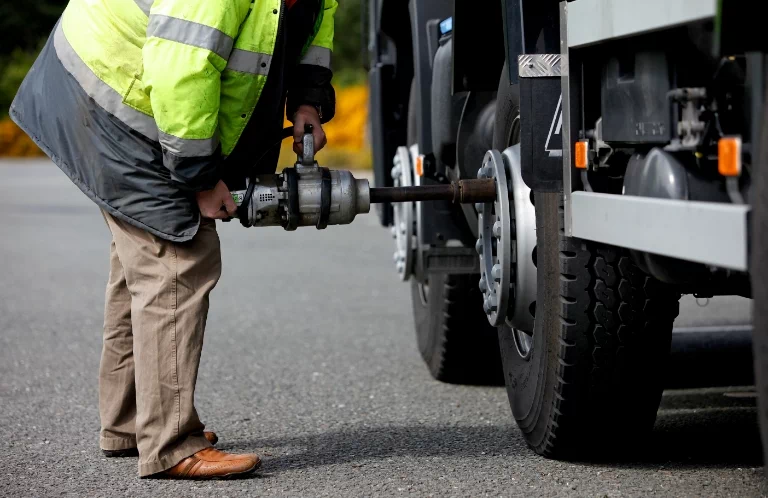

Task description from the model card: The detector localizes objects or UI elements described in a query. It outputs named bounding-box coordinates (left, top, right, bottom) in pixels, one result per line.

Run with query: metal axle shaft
left=370, top=178, right=496, bottom=204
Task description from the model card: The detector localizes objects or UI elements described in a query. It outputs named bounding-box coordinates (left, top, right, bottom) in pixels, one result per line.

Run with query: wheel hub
left=391, top=146, right=416, bottom=280
left=476, top=145, right=537, bottom=333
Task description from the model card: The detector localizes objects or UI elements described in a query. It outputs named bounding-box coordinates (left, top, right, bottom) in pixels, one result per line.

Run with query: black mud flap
left=519, top=54, right=563, bottom=192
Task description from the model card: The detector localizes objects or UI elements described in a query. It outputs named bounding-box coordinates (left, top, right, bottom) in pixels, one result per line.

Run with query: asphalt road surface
left=0, top=160, right=763, bottom=497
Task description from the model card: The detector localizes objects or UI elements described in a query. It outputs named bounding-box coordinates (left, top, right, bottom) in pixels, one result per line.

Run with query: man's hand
left=293, top=105, right=327, bottom=156
left=196, top=180, right=237, bottom=220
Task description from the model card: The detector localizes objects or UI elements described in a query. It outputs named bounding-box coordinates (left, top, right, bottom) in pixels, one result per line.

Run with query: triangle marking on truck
left=545, top=93, right=563, bottom=157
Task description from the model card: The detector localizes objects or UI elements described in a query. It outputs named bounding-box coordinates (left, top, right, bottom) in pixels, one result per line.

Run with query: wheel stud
left=475, top=239, right=483, bottom=255
left=485, top=294, right=498, bottom=312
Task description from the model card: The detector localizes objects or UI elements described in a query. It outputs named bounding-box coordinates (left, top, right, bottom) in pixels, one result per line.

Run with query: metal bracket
left=518, top=54, right=567, bottom=78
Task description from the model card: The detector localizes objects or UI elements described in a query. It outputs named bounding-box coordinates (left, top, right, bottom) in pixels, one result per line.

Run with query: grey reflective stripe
left=300, top=46, right=331, bottom=68
left=134, top=0, right=152, bottom=16
left=225, top=49, right=271, bottom=75
left=146, top=15, right=234, bottom=60
left=53, top=23, right=158, bottom=141
left=159, top=131, right=219, bottom=157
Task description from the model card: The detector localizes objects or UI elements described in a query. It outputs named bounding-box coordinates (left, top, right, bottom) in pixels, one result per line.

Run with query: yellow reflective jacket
left=10, top=0, right=336, bottom=241
left=65, top=0, right=334, bottom=168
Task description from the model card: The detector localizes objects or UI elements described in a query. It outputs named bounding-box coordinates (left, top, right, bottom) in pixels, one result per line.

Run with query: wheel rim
left=418, top=281, right=429, bottom=306
left=391, top=146, right=415, bottom=281
left=475, top=145, right=537, bottom=331
left=476, top=151, right=512, bottom=326
left=512, top=326, right=533, bottom=360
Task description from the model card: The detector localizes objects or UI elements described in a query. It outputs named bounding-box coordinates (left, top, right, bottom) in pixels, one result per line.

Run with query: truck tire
left=493, top=61, right=520, bottom=151
left=405, top=81, right=502, bottom=385
left=498, top=193, right=680, bottom=457
left=412, top=275, right=503, bottom=384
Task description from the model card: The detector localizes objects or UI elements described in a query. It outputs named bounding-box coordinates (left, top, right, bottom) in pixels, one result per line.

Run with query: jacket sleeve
left=286, top=0, right=337, bottom=124
left=142, top=0, right=251, bottom=191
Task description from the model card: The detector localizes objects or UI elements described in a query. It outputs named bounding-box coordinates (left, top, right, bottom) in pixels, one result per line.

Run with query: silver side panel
left=560, top=1, right=573, bottom=236
left=567, top=0, right=716, bottom=48
left=570, top=192, right=749, bottom=271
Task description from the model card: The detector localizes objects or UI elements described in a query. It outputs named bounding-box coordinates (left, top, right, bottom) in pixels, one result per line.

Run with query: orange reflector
left=574, top=140, right=589, bottom=169
left=718, top=136, right=742, bottom=177
left=415, top=154, right=424, bottom=177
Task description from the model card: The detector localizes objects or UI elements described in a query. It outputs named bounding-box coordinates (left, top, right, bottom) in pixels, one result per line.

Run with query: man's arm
left=287, top=0, right=338, bottom=153
left=142, top=0, right=251, bottom=193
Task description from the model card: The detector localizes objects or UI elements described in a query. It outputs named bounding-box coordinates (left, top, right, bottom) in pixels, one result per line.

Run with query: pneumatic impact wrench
left=230, top=125, right=497, bottom=230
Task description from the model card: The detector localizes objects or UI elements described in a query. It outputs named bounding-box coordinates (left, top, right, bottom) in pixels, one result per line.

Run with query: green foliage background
left=0, top=1, right=364, bottom=118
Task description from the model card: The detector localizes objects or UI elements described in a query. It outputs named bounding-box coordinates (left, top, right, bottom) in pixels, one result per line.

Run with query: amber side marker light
left=574, top=140, right=589, bottom=169
left=415, top=154, right=425, bottom=177
left=718, top=136, right=742, bottom=177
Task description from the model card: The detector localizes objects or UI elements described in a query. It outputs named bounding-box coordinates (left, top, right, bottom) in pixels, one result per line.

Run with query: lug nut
left=390, top=226, right=397, bottom=238
left=485, top=294, right=498, bottom=312
left=493, top=221, right=502, bottom=238
left=479, top=277, right=487, bottom=293
left=475, top=239, right=483, bottom=255
left=393, top=251, right=399, bottom=263
left=475, top=202, right=484, bottom=212
left=492, top=264, right=502, bottom=282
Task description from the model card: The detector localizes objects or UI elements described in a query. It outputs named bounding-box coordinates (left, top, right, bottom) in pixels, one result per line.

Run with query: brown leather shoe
left=162, top=448, right=261, bottom=479
left=102, top=431, right=218, bottom=458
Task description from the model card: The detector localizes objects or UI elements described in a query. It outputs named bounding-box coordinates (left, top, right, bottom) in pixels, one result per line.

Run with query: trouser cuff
left=100, top=434, right=137, bottom=451
left=138, top=434, right=211, bottom=477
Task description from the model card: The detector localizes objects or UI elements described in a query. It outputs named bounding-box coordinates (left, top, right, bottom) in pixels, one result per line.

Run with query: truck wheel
left=405, top=81, right=502, bottom=385
left=498, top=193, right=680, bottom=457
left=493, top=61, right=520, bottom=151
left=411, top=274, right=503, bottom=384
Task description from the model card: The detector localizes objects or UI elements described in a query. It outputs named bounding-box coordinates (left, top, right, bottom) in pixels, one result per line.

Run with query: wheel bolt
left=475, top=239, right=483, bottom=255
left=485, top=294, right=498, bottom=312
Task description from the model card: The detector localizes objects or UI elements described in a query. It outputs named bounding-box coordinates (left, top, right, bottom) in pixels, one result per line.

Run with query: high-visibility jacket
left=10, top=0, right=336, bottom=241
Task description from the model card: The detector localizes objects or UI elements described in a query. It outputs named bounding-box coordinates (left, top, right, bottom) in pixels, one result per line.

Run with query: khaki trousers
left=98, top=211, right=221, bottom=476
